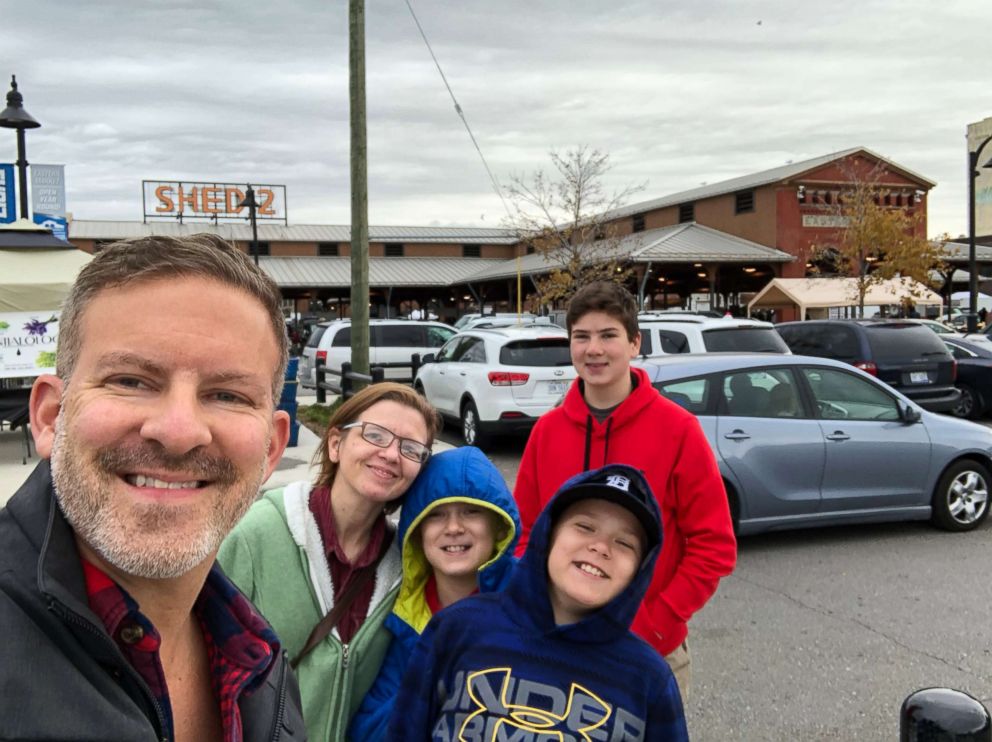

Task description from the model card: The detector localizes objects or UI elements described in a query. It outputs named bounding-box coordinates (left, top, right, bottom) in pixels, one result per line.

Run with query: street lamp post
left=0, top=75, right=41, bottom=221
left=238, top=184, right=260, bottom=266
left=967, top=135, right=992, bottom=333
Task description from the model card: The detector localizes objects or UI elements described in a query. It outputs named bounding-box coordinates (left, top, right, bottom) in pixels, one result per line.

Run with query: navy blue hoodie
left=387, top=466, right=688, bottom=741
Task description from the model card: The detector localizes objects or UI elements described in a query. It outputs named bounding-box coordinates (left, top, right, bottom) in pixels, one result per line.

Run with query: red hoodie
left=513, top=365, right=737, bottom=656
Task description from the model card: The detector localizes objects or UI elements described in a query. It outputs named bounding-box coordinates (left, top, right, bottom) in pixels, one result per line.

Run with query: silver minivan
left=299, top=319, right=456, bottom=390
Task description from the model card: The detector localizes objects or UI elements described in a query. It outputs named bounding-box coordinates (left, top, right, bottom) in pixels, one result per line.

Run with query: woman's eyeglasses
left=340, top=421, right=431, bottom=464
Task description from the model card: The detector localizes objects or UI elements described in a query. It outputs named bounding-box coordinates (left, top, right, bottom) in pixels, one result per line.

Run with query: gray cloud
left=1, top=0, right=988, bottom=236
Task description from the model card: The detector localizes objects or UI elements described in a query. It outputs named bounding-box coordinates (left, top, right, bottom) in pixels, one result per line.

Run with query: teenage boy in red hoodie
left=513, top=281, right=737, bottom=701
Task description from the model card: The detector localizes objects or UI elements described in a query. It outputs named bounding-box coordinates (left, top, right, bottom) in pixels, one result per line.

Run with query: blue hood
left=503, top=465, right=662, bottom=643
left=392, top=446, right=520, bottom=633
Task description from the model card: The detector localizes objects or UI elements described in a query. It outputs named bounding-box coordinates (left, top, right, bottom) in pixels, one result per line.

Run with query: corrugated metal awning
left=261, top=256, right=508, bottom=288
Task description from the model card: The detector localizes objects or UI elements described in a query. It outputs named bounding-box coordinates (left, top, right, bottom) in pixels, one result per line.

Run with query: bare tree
left=505, top=146, right=645, bottom=307
left=809, top=157, right=946, bottom=317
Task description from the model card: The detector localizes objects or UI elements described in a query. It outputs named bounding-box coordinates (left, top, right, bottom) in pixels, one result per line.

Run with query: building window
left=462, top=244, right=481, bottom=258
left=252, top=241, right=271, bottom=256
left=735, top=190, right=755, bottom=214
left=384, top=243, right=404, bottom=257
left=631, top=213, right=646, bottom=233
left=526, top=245, right=535, bottom=254
left=318, top=242, right=339, bottom=256
left=678, top=203, right=695, bottom=223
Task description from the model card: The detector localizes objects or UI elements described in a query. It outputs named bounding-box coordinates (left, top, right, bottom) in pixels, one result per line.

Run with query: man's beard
left=50, top=409, right=267, bottom=579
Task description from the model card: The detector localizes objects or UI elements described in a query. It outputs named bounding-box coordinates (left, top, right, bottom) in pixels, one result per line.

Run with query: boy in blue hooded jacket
left=387, top=463, right=688, bottom=741
left=349, top=446, right=520, bottom=741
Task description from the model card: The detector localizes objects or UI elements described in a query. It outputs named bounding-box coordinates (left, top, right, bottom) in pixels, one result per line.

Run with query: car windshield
left=864, top=324, right=948, bottom=362
left=702, top=328, right=790, bottom=353
left=306, top=326, right=327, bottom=348
left=499, top=339, right=571, bottom=366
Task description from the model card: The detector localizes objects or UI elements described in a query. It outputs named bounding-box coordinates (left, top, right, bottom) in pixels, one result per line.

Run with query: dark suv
left=775, top=320, right=960, bottom=412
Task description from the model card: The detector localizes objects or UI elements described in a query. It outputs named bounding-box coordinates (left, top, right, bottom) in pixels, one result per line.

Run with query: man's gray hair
left=58, top=233, right=289, bottom=399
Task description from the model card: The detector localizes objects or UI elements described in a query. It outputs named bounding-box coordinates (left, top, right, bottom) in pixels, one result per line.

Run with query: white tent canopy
left=0, top=249, right=93, bottom=312
left=747, top=277, right=942, bottom=320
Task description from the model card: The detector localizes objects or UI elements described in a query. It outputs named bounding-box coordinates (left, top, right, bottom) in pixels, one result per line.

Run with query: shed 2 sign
left=142, top=180, right=287, bottom=223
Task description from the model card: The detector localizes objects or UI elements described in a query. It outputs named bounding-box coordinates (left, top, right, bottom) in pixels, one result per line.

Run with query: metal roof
left=608, top=147, right=936, bottom=221
left=629, top=223, right=794, bottom=263
left=66, top=220, right=518, bottom=245
left=260, top=256, right=507, bottom=288
left=464, top=223, right=793, bottom=282
left=940, top=241, right=992, bottom=263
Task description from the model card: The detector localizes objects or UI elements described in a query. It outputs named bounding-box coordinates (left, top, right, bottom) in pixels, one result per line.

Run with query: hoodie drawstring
left=583, top=415, right=593, bottom=472
left=583, top=414, right=614, bottom=471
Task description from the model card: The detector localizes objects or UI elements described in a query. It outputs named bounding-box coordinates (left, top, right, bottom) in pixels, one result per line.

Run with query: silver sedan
left=636, top=354, right=992, bottom=535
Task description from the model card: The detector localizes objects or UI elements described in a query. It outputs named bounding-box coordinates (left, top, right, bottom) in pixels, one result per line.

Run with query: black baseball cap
left=548, top=464, right=661, bottom=552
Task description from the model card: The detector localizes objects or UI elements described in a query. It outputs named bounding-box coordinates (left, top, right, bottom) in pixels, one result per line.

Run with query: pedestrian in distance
left=218, top=381, right=440, bottom=742
left=347, top=445, right=520, bottom=742
left=513, top=280, right=737, bottom=703
left=0, top=234, right=305, bottom=741
left=388, top=463, right=688, bottom=742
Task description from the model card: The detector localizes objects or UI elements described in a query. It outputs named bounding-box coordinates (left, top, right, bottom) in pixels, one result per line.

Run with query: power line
left=403, top=0, right=513, bottom=221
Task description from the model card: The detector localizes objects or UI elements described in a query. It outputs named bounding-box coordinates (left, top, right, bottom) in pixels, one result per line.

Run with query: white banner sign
left=31, top=164, right=66, bottom=217
left=969, top=117, right=992, bottom=238
left=0, top=311, right=60, bottom=378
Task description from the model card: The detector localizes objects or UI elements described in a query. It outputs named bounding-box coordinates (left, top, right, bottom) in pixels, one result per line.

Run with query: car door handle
left=459, top=372, right=467, bottom=376
left=825, top=431, right=850, bottom=441
left=724, top=430, right=750, bottom=441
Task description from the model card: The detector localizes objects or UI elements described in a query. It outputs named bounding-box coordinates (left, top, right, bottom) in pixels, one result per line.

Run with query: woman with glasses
left=219, top=382, right=440, bottom=742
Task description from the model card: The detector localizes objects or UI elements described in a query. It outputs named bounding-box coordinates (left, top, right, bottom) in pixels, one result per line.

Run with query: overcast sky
left=2, top=0, right=989, bottom=238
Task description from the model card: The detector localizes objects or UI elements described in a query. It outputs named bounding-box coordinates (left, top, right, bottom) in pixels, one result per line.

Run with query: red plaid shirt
left=82, top=559, right=280, bottom=742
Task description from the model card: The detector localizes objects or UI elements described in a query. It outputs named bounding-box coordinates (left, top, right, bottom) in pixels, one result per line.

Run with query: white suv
left=300, top=319, right=456, bottom=390
left=414, top=324, right=576, bottom=448
left=637, top=312, right=790, bottom=356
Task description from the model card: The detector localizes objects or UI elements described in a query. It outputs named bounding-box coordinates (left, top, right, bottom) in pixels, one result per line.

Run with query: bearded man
left=0, top=234, right=306, bottom=741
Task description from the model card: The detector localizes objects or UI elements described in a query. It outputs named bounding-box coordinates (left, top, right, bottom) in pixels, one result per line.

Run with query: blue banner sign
left=0, top=164, right=14, bottom=224
left=33, top=213, right=68, bottom=242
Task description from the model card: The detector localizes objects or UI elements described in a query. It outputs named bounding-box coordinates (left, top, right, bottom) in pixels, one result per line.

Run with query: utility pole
left=349, top=0, right=370, bottom=379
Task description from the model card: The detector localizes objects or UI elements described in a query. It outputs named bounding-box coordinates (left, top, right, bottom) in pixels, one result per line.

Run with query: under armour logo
left=605, top=475, right=630, bottom=492
left=461, top=668, right=612, bottom=741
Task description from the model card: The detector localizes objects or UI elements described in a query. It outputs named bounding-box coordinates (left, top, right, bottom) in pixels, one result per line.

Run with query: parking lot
left=459, top=428, right=992, bottom=741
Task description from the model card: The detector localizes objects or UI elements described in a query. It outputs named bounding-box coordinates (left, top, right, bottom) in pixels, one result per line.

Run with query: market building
left=61, top=147, right=936, bottom=322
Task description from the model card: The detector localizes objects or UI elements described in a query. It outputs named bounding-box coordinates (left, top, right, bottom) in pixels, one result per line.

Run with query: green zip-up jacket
left=218, top=482, right=402, bottom=742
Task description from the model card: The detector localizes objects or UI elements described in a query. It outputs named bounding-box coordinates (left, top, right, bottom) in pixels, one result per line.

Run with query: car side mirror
left=421, top=353, right=435, bottom=365
left=898, top=400, right=921, bottom=423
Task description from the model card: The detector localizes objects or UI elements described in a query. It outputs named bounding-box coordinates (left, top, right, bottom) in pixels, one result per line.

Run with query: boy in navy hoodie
left=388, top=464, right=688, bottom=742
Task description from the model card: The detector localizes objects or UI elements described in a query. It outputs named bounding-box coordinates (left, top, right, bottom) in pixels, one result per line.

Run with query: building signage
left=968, top=116, right=992, bottom=238
left=31, top=164, right=66, bottom=217
left=802, top=214, right=850, bottom=229
left=142, top=180, right=288, bottom=223
left=0, top=311, right=60, bottom=379
left=0, top=164, right=15, bottom=224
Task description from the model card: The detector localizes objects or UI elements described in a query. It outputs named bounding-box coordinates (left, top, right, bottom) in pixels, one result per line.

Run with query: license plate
left=910, top=371, right=930, bottom=384
left=548, top=380, right=568, bottom=395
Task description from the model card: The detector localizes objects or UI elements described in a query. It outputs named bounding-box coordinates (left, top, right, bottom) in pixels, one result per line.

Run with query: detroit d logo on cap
left=605, top=475, right=630, bottom=492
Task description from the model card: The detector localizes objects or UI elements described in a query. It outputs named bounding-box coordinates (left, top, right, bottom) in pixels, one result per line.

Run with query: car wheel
left=952, top=384, right=983, bottom=420
left=931, top=460, right=991, bottom=532
left=414, top=381, right=426, bottom=397
left=460, top=399, right=488, bottom=449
